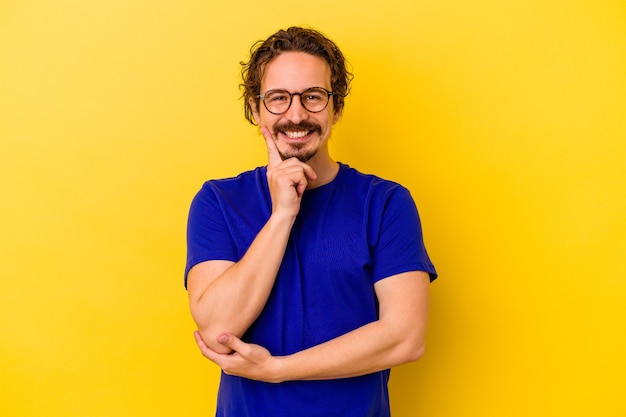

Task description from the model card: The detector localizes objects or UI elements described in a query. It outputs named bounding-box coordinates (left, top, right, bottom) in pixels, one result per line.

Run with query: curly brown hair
left=240, top=27, right=353, bottom=125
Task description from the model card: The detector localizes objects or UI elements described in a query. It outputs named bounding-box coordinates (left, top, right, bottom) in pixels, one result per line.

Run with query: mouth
left=274, top=121, right=321, bottom=142
left=280, top=129, right=314, bottom=140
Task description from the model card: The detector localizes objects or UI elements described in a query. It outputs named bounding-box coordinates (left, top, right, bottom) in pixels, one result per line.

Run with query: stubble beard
left=278, top=144, right=318, bottom=163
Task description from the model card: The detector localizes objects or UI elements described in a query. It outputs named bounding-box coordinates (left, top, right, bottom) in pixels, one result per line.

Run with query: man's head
left=241, top=27, right=353, bottom=126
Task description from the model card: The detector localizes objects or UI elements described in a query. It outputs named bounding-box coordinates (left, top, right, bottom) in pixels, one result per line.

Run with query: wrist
left=268, top=210, right=297, bottom=229
left=268, top=355, right=290, bottom=383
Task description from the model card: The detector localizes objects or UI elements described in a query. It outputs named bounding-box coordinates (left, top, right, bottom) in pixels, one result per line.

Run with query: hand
left=262, top=127, right=316, bottom=219
left=194, top=331, right=283, bottom=383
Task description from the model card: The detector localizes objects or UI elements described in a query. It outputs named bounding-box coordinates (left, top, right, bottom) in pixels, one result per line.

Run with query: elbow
left=195, top=324, right=234, bottom=355
left=189, top=306, right=230, bottom=354
left=397, top=336, right=426, bottom=364
left=189, top=301, right=209, bottom=331
left=385, top=318, right=428, bottom=365
left=407, top=341, right=426, bottom=362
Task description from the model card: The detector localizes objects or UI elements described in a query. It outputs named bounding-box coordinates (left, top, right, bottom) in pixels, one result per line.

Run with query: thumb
left=217, top=333, right=246, bottom=353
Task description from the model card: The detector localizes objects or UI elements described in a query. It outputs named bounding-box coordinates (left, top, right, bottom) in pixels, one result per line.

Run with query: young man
left=185, top=26, right=437, bottom=417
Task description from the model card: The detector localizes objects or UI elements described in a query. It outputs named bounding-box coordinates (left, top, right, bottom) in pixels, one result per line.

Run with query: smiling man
left=185, top=26, right=437, bottom=417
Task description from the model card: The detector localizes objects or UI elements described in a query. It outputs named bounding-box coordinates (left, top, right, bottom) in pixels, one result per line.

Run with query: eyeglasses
left=257, top=87, right=334, bottom=115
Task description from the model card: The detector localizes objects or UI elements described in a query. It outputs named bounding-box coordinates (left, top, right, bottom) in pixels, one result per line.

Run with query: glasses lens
left=263, top=90, right=291, bottom=114
left=262, top=88, right=331, bottom=114
left=301, top=88, right=329, bottom=112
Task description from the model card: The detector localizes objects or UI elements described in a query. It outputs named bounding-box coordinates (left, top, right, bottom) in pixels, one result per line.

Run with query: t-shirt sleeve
left=184, top=182, right=238, bottom=287
left=371, top=185, right=437, bottom=283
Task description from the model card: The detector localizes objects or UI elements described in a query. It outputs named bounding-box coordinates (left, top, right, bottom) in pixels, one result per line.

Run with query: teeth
left=284, top=130, right=309, bottom=139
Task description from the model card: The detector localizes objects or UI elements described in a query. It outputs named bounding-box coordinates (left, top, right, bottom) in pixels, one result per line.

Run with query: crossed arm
left=192, top=270, right=430, bottom=383
left=187, top=128, right=315, bottom=355
left=187, top=212, right=294, bottom=355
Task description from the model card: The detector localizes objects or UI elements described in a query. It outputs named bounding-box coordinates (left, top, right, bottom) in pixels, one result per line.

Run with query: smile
left=282, top=130, right=312, bottom=139
left=274, top=121, right=322, bottom=142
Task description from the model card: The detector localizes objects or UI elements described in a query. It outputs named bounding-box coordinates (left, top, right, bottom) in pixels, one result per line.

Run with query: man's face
left=252, top=52, right=341, bottom=163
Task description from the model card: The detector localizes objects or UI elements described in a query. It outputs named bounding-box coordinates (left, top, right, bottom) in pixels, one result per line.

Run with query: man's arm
left=194, top=270, right=430, bottom=381
left=187, top=213, right=294, bottom=354
left=187, top=129, right=316, bottom=354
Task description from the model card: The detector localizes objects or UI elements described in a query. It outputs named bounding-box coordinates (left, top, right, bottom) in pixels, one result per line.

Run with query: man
left=185, top=26, right=437, bottom=417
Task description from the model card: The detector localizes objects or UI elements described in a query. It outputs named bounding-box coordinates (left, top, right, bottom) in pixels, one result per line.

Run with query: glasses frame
left=257, top=87, right=334, bottom=115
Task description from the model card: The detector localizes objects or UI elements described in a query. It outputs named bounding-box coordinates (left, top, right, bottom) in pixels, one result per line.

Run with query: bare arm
left=187, top=214, right=293, bottom=354
left=187, top=128, right=316, bottom=354
left=195, top=270, right=430, bottom=381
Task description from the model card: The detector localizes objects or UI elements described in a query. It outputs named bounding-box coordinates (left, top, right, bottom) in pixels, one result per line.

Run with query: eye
left=265, top=91, right=289, bottom=103
left=303, top=91, right=325, bottom=103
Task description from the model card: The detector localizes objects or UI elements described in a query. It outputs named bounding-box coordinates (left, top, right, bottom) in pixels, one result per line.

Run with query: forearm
left=274, top=272, right=429, bottom=381
left=189, top=213, right=294, bottom=351
left=275, top=316, right=426, bottom=381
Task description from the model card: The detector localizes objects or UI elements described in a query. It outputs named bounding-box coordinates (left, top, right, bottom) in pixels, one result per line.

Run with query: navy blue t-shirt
left=186, top=163, right=437, bottom=417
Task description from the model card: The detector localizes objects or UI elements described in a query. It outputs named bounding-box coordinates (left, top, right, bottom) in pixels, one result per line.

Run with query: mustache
left=273, top=121, right=322, bottom=135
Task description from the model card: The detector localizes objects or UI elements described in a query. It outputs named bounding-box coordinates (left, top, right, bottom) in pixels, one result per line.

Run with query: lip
left=278, top=130, right=315, bottom=143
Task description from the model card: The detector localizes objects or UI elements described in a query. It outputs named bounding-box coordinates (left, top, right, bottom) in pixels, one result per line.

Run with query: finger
left=275, top=158, right=318, bottom=182
left=261, top=127, right=283, bottom=167
left=217, top=333, right=248, bottom=355
left=194, top=330, right=207, bottom=348
left=194, top=331, right=219, bottom=361
left=301, top=163, right=317, bottom=182
left=293, top=163, right=318, bottom=188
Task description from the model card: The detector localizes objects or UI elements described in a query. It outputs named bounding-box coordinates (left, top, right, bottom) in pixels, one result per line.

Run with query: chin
left=278, top=143, right=319, bottom=163
left=279, top=149, right=318, bottom=163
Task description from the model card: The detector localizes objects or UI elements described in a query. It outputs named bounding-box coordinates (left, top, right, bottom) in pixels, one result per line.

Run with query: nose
left=283, top=94, right=309, bottom=124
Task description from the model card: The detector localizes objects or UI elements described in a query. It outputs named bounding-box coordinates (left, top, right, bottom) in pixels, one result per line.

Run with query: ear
left=250, top=98, right=261, bottom=125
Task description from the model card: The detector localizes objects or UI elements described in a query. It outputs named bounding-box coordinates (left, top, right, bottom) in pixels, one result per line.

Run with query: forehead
left=261, top=52, right=332, bottom=92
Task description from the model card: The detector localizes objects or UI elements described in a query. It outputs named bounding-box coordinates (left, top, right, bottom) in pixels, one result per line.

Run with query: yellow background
left=1, top=0, right=625, bottom=416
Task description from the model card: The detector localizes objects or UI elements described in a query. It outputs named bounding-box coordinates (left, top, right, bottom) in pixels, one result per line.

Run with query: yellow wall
left=1, top=1, right=625, bottom=416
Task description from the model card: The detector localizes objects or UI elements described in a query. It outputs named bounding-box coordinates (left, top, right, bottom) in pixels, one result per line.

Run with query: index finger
left=261, top=126, right=283, bottom=167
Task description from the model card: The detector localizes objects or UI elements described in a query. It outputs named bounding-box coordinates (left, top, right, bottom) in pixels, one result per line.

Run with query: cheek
left=255, top=110, right=277, bottom=128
